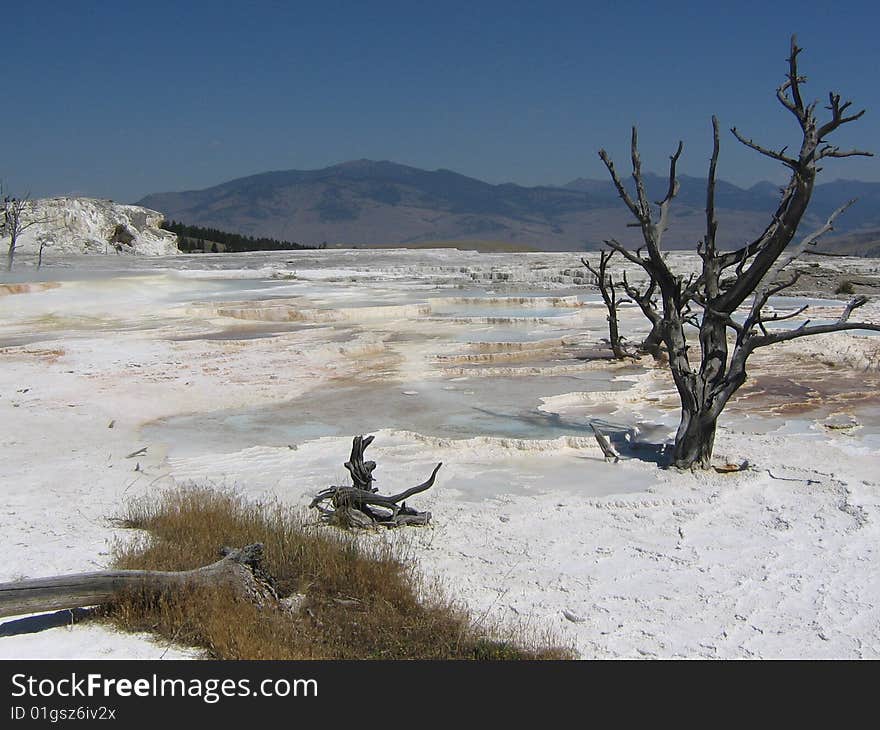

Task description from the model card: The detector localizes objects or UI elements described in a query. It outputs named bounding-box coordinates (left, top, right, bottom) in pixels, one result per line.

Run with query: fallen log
left=310, top=435, right=441, bottom=528
left=0, top=544, right=275, bottom=620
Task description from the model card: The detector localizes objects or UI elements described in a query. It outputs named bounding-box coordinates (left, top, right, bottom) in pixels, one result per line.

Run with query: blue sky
left=2, top=0, right=878, bottom=202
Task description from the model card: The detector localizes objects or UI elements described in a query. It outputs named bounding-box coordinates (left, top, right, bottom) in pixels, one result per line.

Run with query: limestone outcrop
left=3, top=197, right=179, bottom=257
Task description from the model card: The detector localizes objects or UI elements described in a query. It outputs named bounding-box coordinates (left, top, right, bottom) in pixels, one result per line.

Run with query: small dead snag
left=590, top=423, right=621, bottom=463
left=310, top=435, right=441, bottom=528
left=582, top=251, right=637, bottom=360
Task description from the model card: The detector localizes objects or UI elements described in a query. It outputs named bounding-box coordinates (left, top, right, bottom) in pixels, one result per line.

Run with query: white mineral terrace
left=1, top=249, right=879, bottom=658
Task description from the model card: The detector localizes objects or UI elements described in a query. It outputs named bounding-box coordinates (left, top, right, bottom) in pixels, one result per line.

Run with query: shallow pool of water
left=145, top=371, right=638, bottom=458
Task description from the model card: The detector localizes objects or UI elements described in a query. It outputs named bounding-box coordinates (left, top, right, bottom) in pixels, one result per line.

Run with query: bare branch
left=704, top=117, right=721, bottom=260
left=730, top=127, right=799, bottom=168
left=748, top=322, right=880, bottom=350
left=776, top=79, right=800, bottom=117
left=384, top=463, right=444, bottom=505
left=798, top=198, right=855, bottom=249
left=840, top=294, right=870, bottom=321
left=654, top=140, right=683, bottom=249
left=762, top=270, right=802, bottom=300
left=757, top=304, right=809, bottom=324
left=621, top=270, right=654, bottom=305
left=716, top=178, right=798, bottom=277
left=598, top=149, right=642, bottom=221
left=817, top=92, right=867, bottom=139
left=581, top=253, right=618, bottom=311
left=621, top=269, right=662, bottom=337
left=816, top=145, right=873, bottom=160
left=739, top=270, right=802, bottom=342
left=747, top=296, right=879, bottom=350
left=657, top=141, right=684, bottom=206
left=603, top=238, right=649, bottom=269
left=630, top=127, right=651, bottom=219
left=598, top=134, right=680, bottom=290
left=749, top=198, right=854, bottom=314
left=786, top=35, right=807, bottom=121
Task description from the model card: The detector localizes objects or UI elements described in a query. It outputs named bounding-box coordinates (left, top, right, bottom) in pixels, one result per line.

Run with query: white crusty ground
left=0, top=251, right=878, bottom=659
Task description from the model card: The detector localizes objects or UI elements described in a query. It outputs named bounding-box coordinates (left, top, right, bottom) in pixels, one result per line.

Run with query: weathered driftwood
left=343, top=434, right=378, bottom=491
left=0, top=544, right=274, bottom=620
left=310, top=435, right=441, bottom=528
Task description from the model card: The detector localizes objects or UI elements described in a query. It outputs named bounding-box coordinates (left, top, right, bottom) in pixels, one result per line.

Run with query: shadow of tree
left=588, top=418, right=673, bottom=466
left=0, top=607, right=97, bottom=637
left=468, top=407, right=674, bottom=466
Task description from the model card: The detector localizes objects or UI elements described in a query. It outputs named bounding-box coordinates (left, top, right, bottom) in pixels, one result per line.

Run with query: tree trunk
left=607, top=312, right=630, bottom=359
left=6, top=223, right=19, bottom=272
left=639, top=322, right=664, bottom=359
left=672, top=408, right=717, bottom=469
left=663, top=313, right=723, bottom=470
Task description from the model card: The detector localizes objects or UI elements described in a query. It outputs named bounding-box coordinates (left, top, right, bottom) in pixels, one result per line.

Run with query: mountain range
left=137, top=160, right=880, bottom=253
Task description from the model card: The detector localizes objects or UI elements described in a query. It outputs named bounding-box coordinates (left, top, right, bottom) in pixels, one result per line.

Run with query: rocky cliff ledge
left=4, top=197, right=179, bottom=257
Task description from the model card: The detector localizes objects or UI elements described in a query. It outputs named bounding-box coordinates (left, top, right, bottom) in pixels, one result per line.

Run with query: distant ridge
left=138, top=160, right=880, bottom=253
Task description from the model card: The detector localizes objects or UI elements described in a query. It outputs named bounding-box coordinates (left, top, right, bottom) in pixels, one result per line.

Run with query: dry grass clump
left=105, top=485, right=569, bottom=660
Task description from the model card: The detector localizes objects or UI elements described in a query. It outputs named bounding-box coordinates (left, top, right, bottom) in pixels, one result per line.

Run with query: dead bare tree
left=2, top=188, right=41, bottom=272
left=598, top=36, right=879, bottom=469
left=582, top=252, right=664, bottom=360
left=581, top=251, right=634, bottom=359
left=36, top=234, right=52, bottom=269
